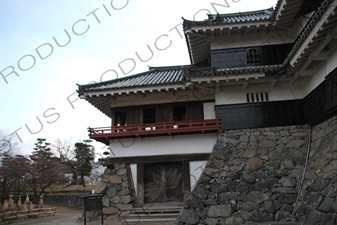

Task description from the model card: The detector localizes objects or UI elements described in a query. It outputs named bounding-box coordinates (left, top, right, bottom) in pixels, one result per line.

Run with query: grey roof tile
left=78, top=0, right=335, bottom=95
left=183, top=8, right=274, bottom=29
left=78, top=66, right=189, bottom=93
left=186, top=65, right=283, bottom=77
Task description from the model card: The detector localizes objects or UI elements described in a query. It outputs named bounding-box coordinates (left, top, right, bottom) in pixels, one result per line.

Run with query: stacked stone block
left=176, top=117, right=337, bottom=225
left=94, top=163, right=133, bottom=222
left=295, top=116, right=337, bottom=225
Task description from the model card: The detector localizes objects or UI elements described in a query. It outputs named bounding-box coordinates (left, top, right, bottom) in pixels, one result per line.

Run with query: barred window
left=246, top=92, right=269, bottom=103
left=247, top=48, right=261, bottom=64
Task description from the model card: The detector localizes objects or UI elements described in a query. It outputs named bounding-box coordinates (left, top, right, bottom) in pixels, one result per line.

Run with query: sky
left=0, top=0, right=278, bottom=158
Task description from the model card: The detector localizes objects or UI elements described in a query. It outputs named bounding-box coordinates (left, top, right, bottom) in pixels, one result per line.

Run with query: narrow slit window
left=247, top=92, right=269, bottom=103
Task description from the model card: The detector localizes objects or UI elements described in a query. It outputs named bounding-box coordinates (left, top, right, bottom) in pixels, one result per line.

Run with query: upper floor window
left=143, top=108, right=156, bottom=123
left=247, top=48, right=261, bottom=64
left=173, top=106, right=186, bottom=121
left=210, top=43, right=293, bottom=69
left=114, top=110, right=127, bottom=126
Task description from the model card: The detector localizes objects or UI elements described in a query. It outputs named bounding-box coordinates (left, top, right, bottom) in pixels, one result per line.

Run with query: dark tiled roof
left=183, top=8, right=274, bottom=29
left=186, top=65, right=283, bottom=77
left=281, top=0, right=332, bottom=70
left=184, top=0, right=334, bottom=75
left=78, top=66, right=190, bottom=93
left=78, top=0, right=335, bottom=95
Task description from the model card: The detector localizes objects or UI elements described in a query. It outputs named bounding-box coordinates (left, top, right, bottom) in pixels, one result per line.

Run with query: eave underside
left=102, top=153, right=211, bottom=164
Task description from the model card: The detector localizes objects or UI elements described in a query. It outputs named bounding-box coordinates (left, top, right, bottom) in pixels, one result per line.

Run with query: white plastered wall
left=109, top=133, right=216, bottom=157
left=190, top=161, right=207, bottom=189
left=302, top=48, right=337, bottom=97
left=215, top=81, right=305, bottom=105
left=130, top=164, right=137, bottom=196
left=210, top=15, right=310, bottom=50
left=203, top=102, right=216, bottom=119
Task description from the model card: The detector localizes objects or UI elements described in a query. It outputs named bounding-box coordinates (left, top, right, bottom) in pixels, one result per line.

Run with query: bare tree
left=26, top=138, right=67, bottom=200
left=51, top=138, right=74, bottom=159
left=0, top=130, right=20, bottom=200
left=51, top=138, right=79, bottom=185
left=0, top=138, right=70, bottom=201
left=0, top=130, right=19, bottom=157
left=0, top=155, right=28, bottom=199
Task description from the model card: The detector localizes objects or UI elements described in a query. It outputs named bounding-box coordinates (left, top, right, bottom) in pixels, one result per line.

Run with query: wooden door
left=144, top=162, right=183, bottom=203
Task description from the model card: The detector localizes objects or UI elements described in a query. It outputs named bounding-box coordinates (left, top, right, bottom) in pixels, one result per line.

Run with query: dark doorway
left=144, top=162, right=183, bottom=203
left=114, top=111, right=126, bottom=126
left=173, top=106, right=186, bottom=121
left=143, top=108, right=156, bottom=123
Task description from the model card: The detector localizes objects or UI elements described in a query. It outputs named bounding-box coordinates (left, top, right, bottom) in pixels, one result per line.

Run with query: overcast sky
left=0, top=0, right=278, bottom=157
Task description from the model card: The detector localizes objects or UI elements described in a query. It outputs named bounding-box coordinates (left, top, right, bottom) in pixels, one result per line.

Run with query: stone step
left=133, top=207, right=181, bottom=213
left=124, top=211, right=178, bottom=224
left=125, top=212, right=178, bottom=221
left=128, top=213, right=178, bottom=218
left=122, top=221, right=174, bottom=225
left=125, top=217, right=176, bottom=221
left=124, top=204, right=181, bottom=224
left=123, top=217, right=176, bottom=224
left=245, top=222, right=301, bottom=225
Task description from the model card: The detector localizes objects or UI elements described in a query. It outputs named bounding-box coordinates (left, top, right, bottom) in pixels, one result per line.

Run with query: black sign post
left=81, top=194, right=104, bottom=225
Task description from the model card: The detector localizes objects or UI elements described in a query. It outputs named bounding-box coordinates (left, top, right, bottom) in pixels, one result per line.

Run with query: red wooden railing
left=88, top=119, right=221, bottom=144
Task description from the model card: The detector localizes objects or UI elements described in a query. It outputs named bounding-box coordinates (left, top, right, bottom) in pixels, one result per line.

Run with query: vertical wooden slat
left=186, top=103, right=203, bottom=120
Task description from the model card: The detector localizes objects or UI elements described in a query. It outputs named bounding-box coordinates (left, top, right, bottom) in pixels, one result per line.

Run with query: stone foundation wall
left=44, top=195, right=83, bottom=209
left=295, top=116, right=337, bottom=224
left=93, top=163, right=133, bottom=222
left=176, top=116, right=337, bottom=225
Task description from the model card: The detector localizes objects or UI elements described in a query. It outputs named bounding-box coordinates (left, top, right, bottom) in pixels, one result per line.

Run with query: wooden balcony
left=88, top=119, right=221, bottom=144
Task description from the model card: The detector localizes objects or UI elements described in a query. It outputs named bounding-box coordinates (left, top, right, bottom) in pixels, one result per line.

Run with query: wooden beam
left=103, top=153, right=211, bottom=164
left=242, top=81, right=248, bottom=90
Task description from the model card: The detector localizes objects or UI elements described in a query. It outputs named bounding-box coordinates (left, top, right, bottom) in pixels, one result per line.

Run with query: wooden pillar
left=181, top=161, right=191, bottom=202
left=135, top=163, right=144, bottom=206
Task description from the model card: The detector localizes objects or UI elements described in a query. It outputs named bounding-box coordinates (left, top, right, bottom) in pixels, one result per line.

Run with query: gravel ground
left=11, top=206, right=171, bottom=225
left=10, top=206, right=300, bottom=225
left=14, top=206, right=84, bottom=225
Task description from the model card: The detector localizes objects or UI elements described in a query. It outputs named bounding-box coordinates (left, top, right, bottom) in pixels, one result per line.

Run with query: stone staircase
left=245, top=223, right=301, bottom=225
left=120, top=205, right=302, bottom=225
left=122, top=203, right=181, bottom=225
